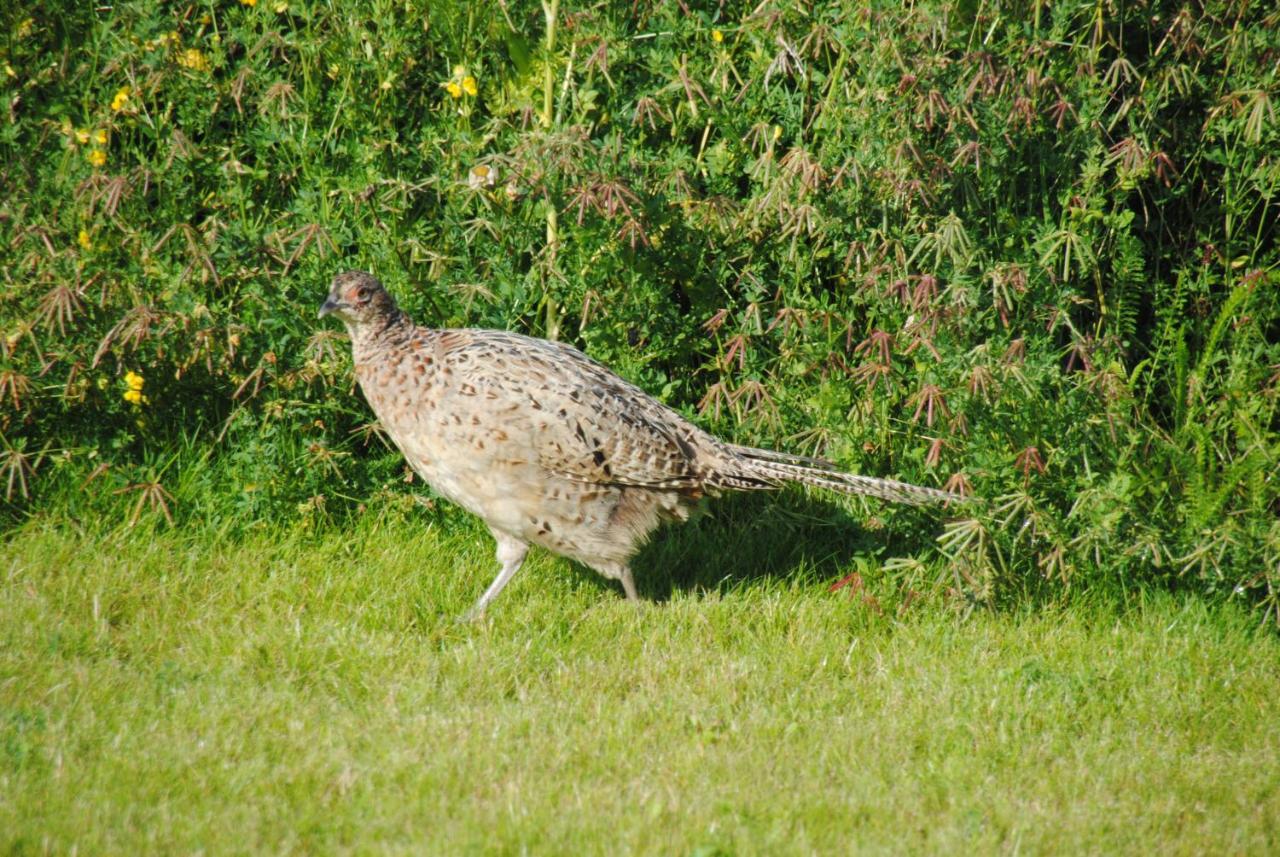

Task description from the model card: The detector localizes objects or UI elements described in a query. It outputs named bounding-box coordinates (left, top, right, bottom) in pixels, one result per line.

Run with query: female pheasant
left=320, top=270, right=963, bottom=616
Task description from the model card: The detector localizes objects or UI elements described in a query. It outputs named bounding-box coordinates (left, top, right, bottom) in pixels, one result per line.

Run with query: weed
left=0, top=1, right=1276, bottom=618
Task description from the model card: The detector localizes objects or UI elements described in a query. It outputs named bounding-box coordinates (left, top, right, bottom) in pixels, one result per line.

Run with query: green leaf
left=505, top=28, right=532, bottom=77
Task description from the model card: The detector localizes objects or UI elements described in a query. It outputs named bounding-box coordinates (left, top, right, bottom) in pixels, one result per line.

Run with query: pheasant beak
left=318, top=297, right=347, bottom=319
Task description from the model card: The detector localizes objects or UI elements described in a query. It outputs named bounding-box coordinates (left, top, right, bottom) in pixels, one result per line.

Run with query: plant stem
left=542, top=0, right=559, bottom=129
left=541, top=0, right=561, bottom=338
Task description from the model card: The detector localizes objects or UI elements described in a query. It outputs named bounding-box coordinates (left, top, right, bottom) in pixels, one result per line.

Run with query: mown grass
left=3, top=520, right=1277, bottom=854
left=4, top=2, right=1277, bottom=850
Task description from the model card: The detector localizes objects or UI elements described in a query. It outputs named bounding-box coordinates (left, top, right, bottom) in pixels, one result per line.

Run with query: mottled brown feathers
left=320, top=271, right=966, bottom=615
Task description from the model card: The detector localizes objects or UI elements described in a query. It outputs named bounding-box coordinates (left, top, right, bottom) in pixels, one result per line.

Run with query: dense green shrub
left=1, top=1, right=1277, bottom=619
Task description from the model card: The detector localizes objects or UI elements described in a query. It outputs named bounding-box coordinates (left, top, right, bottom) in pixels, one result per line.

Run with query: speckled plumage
left=320, top=271, right=964, bottom=615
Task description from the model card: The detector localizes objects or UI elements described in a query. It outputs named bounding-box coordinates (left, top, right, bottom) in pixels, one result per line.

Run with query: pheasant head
left=318, top=271, right=402, bottom=333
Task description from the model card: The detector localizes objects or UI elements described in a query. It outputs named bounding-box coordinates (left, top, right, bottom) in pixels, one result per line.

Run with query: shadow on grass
left=568, top=490, right=934, bottom=601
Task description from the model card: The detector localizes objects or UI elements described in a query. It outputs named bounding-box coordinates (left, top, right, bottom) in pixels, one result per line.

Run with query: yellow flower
left=178, top=48, right=210, bottom=72
left=772, top=124, right=782, bottom=141
left=75, top=128, right=91, bottom=144
left=94, top=129, right=108, bottom=145
left=123, top=389, right=146, bottom=405
left=444, top=81, right=462, bottom=99
left=240, top=0, right=257, bottom=5
left=711, top=29, right=724, bottom=43
left=461, top=75, right=477, bottom=96
left=88, top=149, right=107, bottom=167
left=3, top=64, right=14, bottom=78
left=274, top=1, right=288, bottom=11
left=78, top=229, right=93, bottom=251
left=124, top=371, right=144, bottom=391
left=111, top=85, right=130, bottom=111
left=467, top=163, right=497, bottom=189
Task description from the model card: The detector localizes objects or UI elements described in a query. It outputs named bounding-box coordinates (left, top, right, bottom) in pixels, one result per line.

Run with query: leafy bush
left=1, top=1, right=1277, bottom=619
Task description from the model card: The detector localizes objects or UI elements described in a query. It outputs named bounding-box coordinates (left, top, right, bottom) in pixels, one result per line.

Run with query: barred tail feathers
left=715, top=444, right=964, bottom=506
left=727, top=443, right=842, bottom=472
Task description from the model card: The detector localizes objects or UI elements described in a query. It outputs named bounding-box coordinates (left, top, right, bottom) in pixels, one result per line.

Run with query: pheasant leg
left=467, top=530, right=529, bottom=619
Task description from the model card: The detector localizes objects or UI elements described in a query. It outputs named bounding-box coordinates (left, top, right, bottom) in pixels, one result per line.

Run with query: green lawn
left=3, top=521, right=1277, bottom=854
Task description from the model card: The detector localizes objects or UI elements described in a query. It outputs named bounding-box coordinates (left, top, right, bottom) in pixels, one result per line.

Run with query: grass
left=4, top=2, right=1277, bottom=849
left=3, top=518, right=1278, bottom=854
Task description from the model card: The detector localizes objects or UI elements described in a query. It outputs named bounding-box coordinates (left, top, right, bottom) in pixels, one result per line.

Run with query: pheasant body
left=352, top=323, right=695, bottom=571
left=321, top=271, right=962, bottom=614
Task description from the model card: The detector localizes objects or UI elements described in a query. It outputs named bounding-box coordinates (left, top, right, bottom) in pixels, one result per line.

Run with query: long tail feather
left=730, top=443, right=841, bottom=471
left=716, top=444, right=967, bottom=506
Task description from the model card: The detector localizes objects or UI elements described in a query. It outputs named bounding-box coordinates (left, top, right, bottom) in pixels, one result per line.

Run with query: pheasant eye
left=355, top=287, right=370, bottom=302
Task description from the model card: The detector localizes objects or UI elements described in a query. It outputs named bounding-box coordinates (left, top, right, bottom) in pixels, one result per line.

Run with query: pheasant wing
left=446, top=331, right=705, bottom=489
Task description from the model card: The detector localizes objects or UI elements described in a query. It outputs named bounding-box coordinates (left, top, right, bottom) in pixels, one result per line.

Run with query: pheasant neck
left=348, top=312, right=414, bottom=359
